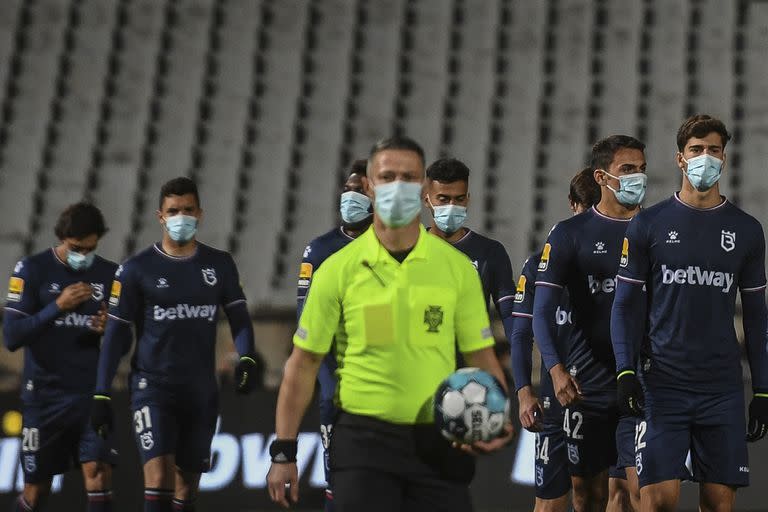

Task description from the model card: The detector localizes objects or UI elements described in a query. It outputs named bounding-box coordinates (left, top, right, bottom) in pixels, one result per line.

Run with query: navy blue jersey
left=297, top=227, right=355, bottom=409
left=618, top=194, right=766, bottom=392
left=536, top=207, right=631, bottom=392
left=451, top=229, right=516, bottom=319
left=108, top=243, right=245, bottom=390
left=4, top=249, right=117, bottom=399
left=512, top=251, right=571, bottom=400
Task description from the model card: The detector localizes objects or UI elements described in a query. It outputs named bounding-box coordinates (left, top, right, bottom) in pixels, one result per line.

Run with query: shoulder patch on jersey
left=514, top=275, right=526, bottom=303
left=14, top=260, right=23, bottom=273
left=109, top=281, right=121, bottom=307
left=538, top=243, right=551, bottom=272
left=620, top=237, right=629, bottom=268
left=298, top=262, right=313, bottom=288
left=7, top=277, right=24, bottom=302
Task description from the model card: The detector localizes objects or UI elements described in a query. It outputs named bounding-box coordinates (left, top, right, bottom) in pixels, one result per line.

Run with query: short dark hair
left=349, top=159, right=367, bottom=177
left=159, top=177, right=200, bottom=209
left=426, top=158, right=470, bottom=183
left=569, top=167, right=601, bottom=208
left=368, top=136, right=425, bottom=169
left=590, top=135, right=646, bottom=172
left=54, top=202, right=108, bottom=240
left=676, top=114, right=731, bottom=151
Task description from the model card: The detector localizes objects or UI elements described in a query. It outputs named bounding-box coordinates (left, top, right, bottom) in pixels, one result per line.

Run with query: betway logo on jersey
left=153, top=304, right=218, bottom=322
left=661, top=265, right=734, bottom=293
left=54, top=312, right=93, bottom=328
left=588, top=275, right=616, bottom=294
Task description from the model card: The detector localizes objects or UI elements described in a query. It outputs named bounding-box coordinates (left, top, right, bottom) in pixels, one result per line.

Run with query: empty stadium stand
left=0, top=0, right=763, bottom=311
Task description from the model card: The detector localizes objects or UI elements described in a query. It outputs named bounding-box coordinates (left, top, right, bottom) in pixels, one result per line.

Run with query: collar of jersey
left=673, top=192, right=728, bottom=211
left=359, top=224, right=429, bottom=265
left=153, top=242, right=199, bottom=261
left=591, top=206, right=633, bottom=222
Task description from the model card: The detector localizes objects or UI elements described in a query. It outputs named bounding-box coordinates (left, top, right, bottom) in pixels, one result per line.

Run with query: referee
left=267, top=136, right=514, bottom=511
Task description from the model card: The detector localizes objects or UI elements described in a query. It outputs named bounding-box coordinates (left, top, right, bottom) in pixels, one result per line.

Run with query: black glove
left=91, top=394, right=114, bottom=439
left=746, top=393, right=768, bottom=442
left=234, top=355, right=259, bottom=394
left=616, top=370, right=644, bottom=417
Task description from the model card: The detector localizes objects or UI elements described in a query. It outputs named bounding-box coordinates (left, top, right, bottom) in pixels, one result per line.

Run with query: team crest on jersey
left=567, top=443, right=580, bottom=464
left=721, top=230, right=736, bottom=252
left=514, top=275, right=527, bottom=303
left=48, top=283, right=61, bottom=294
left=91, top=283, right=105, bottom=301
left=139, top=431, right=154, bottom=451
left=620, top=237, right=629, bottom=267
left=201, top=268, right=217, bottom=286
left=7, top=276, right=24, bottom=302
left=109, top=281, right=122, bottom=307
left=424, top=305, right=444, bottom=333
left=538, top=243, right=551, bottom=271
left=24, top=455, right=36, bottom=473
left=14, top=260, right=23, bottom=273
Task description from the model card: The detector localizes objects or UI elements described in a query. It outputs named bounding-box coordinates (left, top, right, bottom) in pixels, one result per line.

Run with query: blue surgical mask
left=67, top=250, right=95, bottom=271
left=340, top=191, right=372, bottom=224
left=605, top=171, right=647, bottom=206
left=165, top=214, right=198, bottom=242
left=373, top=181, right=423, bottom=228
left=431, top=202, right=467, bottom=235
left=682, top=154, right=723, bottom=191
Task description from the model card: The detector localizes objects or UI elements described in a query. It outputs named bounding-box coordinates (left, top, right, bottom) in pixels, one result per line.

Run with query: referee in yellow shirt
left=267, top=137, right=514, bottom=511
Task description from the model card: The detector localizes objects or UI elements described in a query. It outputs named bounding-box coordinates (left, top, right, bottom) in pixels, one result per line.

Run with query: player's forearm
left=742, top=291, right=768, bottom=391
left=275, top=347, right=323, bottom=439
left=464, top=346, right=509, bottom=393
left=226, top=301, right=256, bottom=356
left=507, top=315, right=534, bottom=392
left=610, top=279, right=644, bottom=372
left=2, top=302, right=61, bottom=351
left=532, top=286, right=562, bottom=371
left=95, top=319, right=133, bottom=393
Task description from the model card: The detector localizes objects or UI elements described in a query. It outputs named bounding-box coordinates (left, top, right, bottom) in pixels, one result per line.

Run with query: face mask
left=682, top=154, right=723, bottom=191
left=67, top=250, right=95, bottom=271
left=431, top=202, right=467, bottom=235
left=374, top=181, right=423, bottom=228
left=604, top=171, right=647, bottom=206
left=340, top=191, right=372, bottom=224
left=165, top=214, right=198, bottom=242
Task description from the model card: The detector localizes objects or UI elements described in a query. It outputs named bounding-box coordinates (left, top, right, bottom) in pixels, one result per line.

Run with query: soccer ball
left=434, top=367, right=510, bottom=444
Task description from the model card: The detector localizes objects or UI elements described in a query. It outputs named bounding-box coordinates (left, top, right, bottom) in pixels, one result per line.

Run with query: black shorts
left=329, top=412, right=474, bottom=512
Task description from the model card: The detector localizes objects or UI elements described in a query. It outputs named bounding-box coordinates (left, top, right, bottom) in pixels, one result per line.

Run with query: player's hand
left=746, top=393, right=768, bottom=442
left=89, top=302, right=108, bottom=334
left=90, top=394, right=113, bottom=439
left=267, top=462, right=299, bottom=507
left=452, top=421, right=516, bottom=455
left=517, top=386, right=543, bottom=432
left=55, top=282, right=93, bottom=311
left=616, top=370, right=644, bottom=417
left=234, top=355, right=259, bottom=394
left=550, top=364, right=582, bottom=406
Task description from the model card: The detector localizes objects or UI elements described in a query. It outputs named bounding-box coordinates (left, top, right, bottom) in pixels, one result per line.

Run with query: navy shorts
left=21, top=397, right=118, bottom=484
left=563, top=396, right=619, bottom=478
left=637, top=386, right=748, bottom=488
left=131, top=382, right=218, bottom=473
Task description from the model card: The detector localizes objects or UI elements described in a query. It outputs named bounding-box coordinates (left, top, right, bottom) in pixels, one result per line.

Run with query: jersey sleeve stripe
left=617, top=275, right=645, bottom=285
left=534, top=281, right=563, bottom=289
left=496, top=295, right=515, bottom=303
left=741, top=284, right=767, bottom=293
left=511, top=312, right=533, bottom=319
left=107, top=313, right=132, bottom=324
left=224, top=298, right=247, bottom=309
left=3, top=307, right=29, bottom=316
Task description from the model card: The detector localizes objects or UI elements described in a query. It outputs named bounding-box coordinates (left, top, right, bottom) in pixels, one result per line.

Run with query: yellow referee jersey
left=294, top=224, right=494, bottom=424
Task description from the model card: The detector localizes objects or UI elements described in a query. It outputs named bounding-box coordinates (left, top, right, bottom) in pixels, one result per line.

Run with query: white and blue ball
left=434, top=367, right=510, bottom=444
